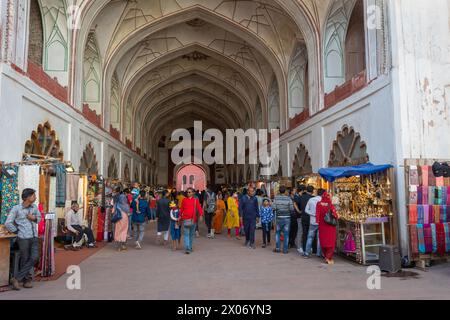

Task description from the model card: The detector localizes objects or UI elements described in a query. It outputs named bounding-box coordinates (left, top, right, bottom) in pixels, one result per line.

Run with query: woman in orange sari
left=213, top=194, right=226, bottom=234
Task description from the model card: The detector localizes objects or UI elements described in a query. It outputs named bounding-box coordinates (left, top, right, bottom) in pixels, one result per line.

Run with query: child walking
left=260, top=198, right=274, bottom=248
left=169, top=201, right=181, bottom=251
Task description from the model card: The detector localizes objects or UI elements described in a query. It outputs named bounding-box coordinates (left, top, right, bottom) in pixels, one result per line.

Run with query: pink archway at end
left=176, top=164, right=207, bottom=192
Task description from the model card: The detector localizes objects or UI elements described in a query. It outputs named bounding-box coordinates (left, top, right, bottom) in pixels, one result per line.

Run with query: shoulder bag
left=324, top=208, right=338, bottom=226
left=183, top=199, right=198, bottom=228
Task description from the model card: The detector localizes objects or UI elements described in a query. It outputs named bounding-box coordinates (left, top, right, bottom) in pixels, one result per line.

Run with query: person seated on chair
left=65, top=201, right=96, bottom=248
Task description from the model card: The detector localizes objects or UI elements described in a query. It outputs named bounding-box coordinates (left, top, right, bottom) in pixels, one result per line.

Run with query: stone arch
left=288, top=43, right=308, bottom=118
left=28, top=0, right=44, bottom=66
left=24, top=121, right=63, bottom=159
left=323, top=0, right=358, bottom=93
left=83, top=32, right=102, bottom=116
left=123, top=162, right=130, bottom=182
left=79, top=143, right=99, bottom=175
left=107, top=155, right=118, bottom=179
left=328, top=125, right=369, bottom=167
left=291, top=144, right=312, bottom=177
left=345, top=0, right=366, bottom=81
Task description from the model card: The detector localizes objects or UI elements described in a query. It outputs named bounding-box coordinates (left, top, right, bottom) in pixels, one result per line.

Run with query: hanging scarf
left=423, top=224, right=433, bottom=253
left=423, top=205, right=430, bottom=224
left=447, top=187, right=450, bottom=205
left=409, top=205, right=418, bottom=224
left=417, top=186, right=423, bottom=205
left=428, top=186, right=435, bottom=205
left=18, top=165, right=40, bottom=206
left=444, top=223, right=450, bottom=253
left=420, top=165, right=429, bottom=186
left=442, top=187, right=447, bottom=205
left=441, top=205, right=448, bottom=223
left=431, top=224, right=437, bottom=253
left=436, top=176, right=445, bottom=187
left=409, top=166, right=419, bottom=186
left=436, top=223, right=446, bottom=256
left=433, top=205, right=441, bottom=224
left=0, top=166, right=19, bottom=224
left=422, top=186, right=428, bottom=205
left=55, top=164, right=66, bottom=207
left=417, top=205, right=424, bottom=224
left=410, top=225, right=419, bottom=255
left=428, top=166, right=436, bottom=186
left=417, top=224, right=426, bottom=254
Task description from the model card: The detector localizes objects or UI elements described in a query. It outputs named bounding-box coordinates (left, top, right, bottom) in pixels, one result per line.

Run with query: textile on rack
left=409, top=225, right=419, bottom=255
left=436, top=223, right=446, bottom=255
left=420, top=165, right=429, bottom=186
left=39, top=174, right=46, bottom=208
left=447, top=187, right=450, bottom=205
left=422, top=186, right=429, bottom=205
left=444, top=223, right=450, bottom=253
left=417, top=205, right=424, bottom=224
left=442, top=187, right=447, bottom=205
left=18, top=165, right=40, bottom=206
left=77, top=177, right=85, bottom=209
left=38, top=203, right=45, bottom=237
left=431, top=224, right=437, bottom=253
left=0, top=166, right=19, bottom=224
left=96, top=207, right=104, bottom=242
left=409, top=166, right=419, bottom=186
left=424, top=205, right=430, bottom=225
left=49, top=177, right=57, bottom=235
left=428, top=166, right=436, bottom=186
left=41, top=217, right=55, bottom=277
left=417, top=186, right=423, bottom=205
left=423, top=224, right=433, bottom=253
left=417, top=224, right=425, bottom=254
left=441, top=206, right=448, bottom=223
left=55, top=164, right=66, bottom=207
left=409, top=205, right=418, bottom=224
left=445, top=177, right=450, bottom=187
left=409, top=186, right=418, bottom=205
left=66, top=174, right=79, bottom=202
left=92, top=207, right=99, bottom=240
left=428, top=186, right=435, bottom=205
left=433, top=205, right=441, bottom=224
left=436, top=177, right=445, bottom=187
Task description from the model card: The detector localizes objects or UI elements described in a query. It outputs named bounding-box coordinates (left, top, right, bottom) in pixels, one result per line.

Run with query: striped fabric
left=444, top=223, right=450, bottom=253
left=433, top=205, right=440, bottom=224
left=436, top=223, right=446, bottom=255
left=417, top=224, right=426, bottom=254
left=420, top=166, right=429, bottom=186
left=409, top=205, right=418, bottom=224
left=436, top=177, right=445, bottom=187
left=417, top=186, right=423, bottom=205
left=422, top=187, right=428, bottom=205
left=417, top=205, right=424, bottom=224
left=428, top=186, right=435, bottom=205
left=423, top=205, right=430, bottom=225
left=431, top=224, right=437, bottom=253
left=424, top=224, right=433, bottom=253
left=410, top=225, right=419, bottom=255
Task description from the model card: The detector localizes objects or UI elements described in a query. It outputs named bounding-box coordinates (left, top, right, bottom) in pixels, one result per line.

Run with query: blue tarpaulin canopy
left=318, top=163, right=393, bottom=182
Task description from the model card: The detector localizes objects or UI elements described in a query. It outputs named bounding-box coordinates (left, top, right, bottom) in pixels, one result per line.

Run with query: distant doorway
left=176, top=165, right=207, bottom=191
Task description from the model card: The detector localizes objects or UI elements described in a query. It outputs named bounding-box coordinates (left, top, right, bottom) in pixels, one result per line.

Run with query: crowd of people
left=109, top=182, right=339, bottom=264
left=4, top=181, right=339, bottom=290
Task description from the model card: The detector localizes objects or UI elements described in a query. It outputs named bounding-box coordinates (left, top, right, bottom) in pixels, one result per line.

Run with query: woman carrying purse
left=179, top=188, right=203, bottom=254
left=316, top=192, right=339, bottom=265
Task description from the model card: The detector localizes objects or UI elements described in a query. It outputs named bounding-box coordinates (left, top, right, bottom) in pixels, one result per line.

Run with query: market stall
left=319, top=163, right=397, bottom=265
left=404, top=159, right=450, bottom=268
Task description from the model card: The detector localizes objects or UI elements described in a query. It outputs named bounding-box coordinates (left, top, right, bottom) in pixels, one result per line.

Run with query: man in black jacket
left=295, top=185, right=314, bottom=254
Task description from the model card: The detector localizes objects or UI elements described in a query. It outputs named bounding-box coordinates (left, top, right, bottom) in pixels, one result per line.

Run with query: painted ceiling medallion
left=186, top=18, right=206, bottom=27
left=182, top=51, right=209, bottom=61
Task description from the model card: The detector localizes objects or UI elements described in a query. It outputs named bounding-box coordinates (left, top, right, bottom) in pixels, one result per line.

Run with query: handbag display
left=324, top=209, right=338, bottom=226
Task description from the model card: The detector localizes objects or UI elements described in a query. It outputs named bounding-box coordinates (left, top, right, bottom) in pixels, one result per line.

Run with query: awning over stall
left=318, top=163, right=393, bottom=182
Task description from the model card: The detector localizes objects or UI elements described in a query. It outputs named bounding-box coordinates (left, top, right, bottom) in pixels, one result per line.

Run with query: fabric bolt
left=424, top=205, right=431, bottom=225
left=447, top=187, right=450, bottom=205
left=436, top=223, right=446, bottom=255
left=420, top=166, right=429, bottom=186
left=431, top=224, right=437, bottom=253
left=409, top=205, right=418, bottom=224
left=436, top=177, right=445, bottom=187
left=428, top=167, right=436, bottom=186
left=18, top=165, right=40, bottom=206
left=440, top=206, right=447, bottom=223
left=409, top=166, right=419, bottom=186
left=55, top=164, right=66, bottom=207
left=39, top=174, right=46, bottom=207
left=423, top=224, right=433, bottom=253
left=444, top=223, right=450, bottom=253
left=433, top=205, right=440, bottom=224
left=97, top=207, right=104, bottom=242
left=417, top=205, right=424, bottom=225
left=442, top=187, right=447, bottom=205
left=422, top=186, right=428, bottom=205
left=417, top=224, right=425, bottom=254
left=77, top=177, right=85, bottom=208
left=428, top=187, right=435, bottom=205
left=409, top=190, right=418, bottom=205
left=48, top=177, right=57, bottom=236
left=409, top=225, right=419, bottom=255
left=417, top=186, right=423, bottom=205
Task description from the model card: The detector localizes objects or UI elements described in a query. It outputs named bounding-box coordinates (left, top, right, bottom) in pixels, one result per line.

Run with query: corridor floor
left=2, top=222, right=450, bottom=300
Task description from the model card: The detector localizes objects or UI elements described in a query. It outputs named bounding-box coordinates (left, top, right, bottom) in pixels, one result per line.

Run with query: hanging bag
left=343, top=231, right=357, bottom=253
left=324, top=208, right=338, bottom=226
left=183, top=199, right=198, bottom=228
left=111, top=204, right=122, bottom=223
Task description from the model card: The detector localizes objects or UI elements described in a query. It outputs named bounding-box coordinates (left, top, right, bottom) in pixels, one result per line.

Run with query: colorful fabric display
left=442, top=187, right=447, bottom=205
left=422, top=187, right=428, bottom=205
left=409, top=189, right=418, bottom=205
left=433, top=205, right=441, bottom=224
left=41, top=217, right=55, bottom=277
left=417, top=205, right=425, bottom=224
left=431, top=224, right=437, bottom=253
left=410, top=225, right=419, bottom=255
left=0, top=166, right=19, bottom=224
left=96, top=207, right=104, bottom=242
left=423, top=205, right=430, bottom=224
left=428, top=186, right=435, bottom=205
left=423, top=224, right=433, bottom=253
left=409, top=205, right=418, bottom=224
left=441, top=206, right=448, bottom=223
left=417, top=224, right=426, bottom=254
left=417, top=186, right=423, bottom=205
left=447, top=187, right=450, bottom=205
left=428, top=166, right=436, bottom=186
left=436, top=176, right=445, bottom=187
left=420, top=165, right=429, bottom=186
left=436, top=223, right=446, bottom=255
left=444, top=223, right=450, bottom=252
left=409, top=166, right=419, bottom=186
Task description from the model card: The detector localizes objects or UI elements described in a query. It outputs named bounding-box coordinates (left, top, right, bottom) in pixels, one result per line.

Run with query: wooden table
left=0, top=235, right=16, bottom=287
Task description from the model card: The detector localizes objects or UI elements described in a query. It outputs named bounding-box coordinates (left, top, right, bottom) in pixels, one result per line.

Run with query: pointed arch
left=288, top=43, right=308, bottom=118
left=79, top=143, right=99, bottom=175
left=328, top=125, right=369, bottom=167
left=24, top=121, right=64, bottom=159
left=292, top=144, right=312, bottom=177
left=83, top=32, right=102, bottom=115
left=268, top=77, right=280, bottom=130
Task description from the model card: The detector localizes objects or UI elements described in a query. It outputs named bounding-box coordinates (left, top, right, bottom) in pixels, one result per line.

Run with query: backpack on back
left=206, top=191, right=216, bottom=213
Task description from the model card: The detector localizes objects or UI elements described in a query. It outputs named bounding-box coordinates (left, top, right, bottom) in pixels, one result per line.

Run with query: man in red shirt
left=180, top=188, right=204, bottom=254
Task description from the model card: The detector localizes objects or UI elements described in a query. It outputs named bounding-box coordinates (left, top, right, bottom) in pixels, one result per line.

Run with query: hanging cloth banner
left=18, top=165, right=40, bottom=206
left=55, top=164, right=66, bottom=207
left=1, top=166, right=20, bottom=224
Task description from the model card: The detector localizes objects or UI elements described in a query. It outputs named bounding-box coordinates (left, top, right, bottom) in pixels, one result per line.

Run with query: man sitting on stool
left=66, top=201, right=96, bottom=248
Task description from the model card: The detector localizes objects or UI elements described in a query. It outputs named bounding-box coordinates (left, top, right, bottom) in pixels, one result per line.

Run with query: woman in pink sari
left=113, top=188, right=130, bottom=252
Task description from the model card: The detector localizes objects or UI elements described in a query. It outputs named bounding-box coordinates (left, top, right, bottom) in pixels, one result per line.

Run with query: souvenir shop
left=291, top=143, right=328, bottom=191
left=404, top=159, right=450, bottom=268
left=319, top=164, right=397, bottom=265
left=0, top=154, right=70, bottom=279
